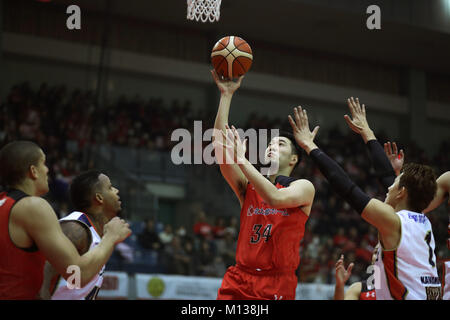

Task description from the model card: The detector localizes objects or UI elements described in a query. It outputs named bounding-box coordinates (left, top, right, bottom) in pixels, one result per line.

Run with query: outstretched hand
left=384, top=141, right=404, bottom=176
left=344, top=97, right=375, bottom=143
left=211, top=69, right=244, bottom=96
left=213, top=124, right=247, bottom=164
left=288, top=106, right=319, bottom=154
left=335, top=255, right=354, bottom=288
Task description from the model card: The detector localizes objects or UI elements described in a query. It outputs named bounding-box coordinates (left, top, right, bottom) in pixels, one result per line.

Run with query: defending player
left=211, top=70, right=315, bottom=300
left=422, top=171, right=449, bottom=300
left=288, top=104, right=442, bottom=300
left=0, top=141, right=131, bottom=299
left=386, top=161, right=449, bottom=300
left=39, top=170, right=122, bottom=300
left=345, top=97, right=448, bottom=300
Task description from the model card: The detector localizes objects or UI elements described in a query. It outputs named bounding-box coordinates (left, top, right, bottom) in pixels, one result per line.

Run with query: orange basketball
left=211, top=36, right=253, bottom=79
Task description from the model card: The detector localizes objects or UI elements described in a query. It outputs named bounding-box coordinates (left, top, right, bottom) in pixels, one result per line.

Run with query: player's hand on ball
left=211, top=69, right=244, bottom=96
left=288, top=106, right=319, bottom=154
left=104, top=217, right=131, bottom=244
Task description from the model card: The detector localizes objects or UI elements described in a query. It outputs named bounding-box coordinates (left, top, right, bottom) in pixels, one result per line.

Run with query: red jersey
left=359, top=280, right=376, bottom=300
left=235, top=176, right=309, bottom=272
left=0, top=190, right=46, bottom=299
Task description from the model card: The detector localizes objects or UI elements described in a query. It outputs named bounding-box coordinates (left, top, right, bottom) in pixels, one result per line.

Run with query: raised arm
left=288, top=106, right=400, bottom=247
left=424, top=171, right=450, bottom=213
left=383, top=141, right=404, bottom=176
left=344, top=97, right=396, bottom=190
left=211, top=70, right=248, bottom=207
left=15, top=197, right=130, bottom=287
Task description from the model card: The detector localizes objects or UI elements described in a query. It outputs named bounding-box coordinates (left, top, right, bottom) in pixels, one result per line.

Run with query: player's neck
left=84, top=208, right=108, bottom=237
left=12, top=181, right=39, bottom=196
left=394, top=201, right=410, bottom=213
left=268, top=167, right=292, bottom=183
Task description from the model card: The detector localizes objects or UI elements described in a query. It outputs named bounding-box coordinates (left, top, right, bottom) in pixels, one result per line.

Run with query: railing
left=85, top=142, right=240, bottom=219
left=86, top=143, right=187, bottom=220
left=95, top=144, right=186, bottom=184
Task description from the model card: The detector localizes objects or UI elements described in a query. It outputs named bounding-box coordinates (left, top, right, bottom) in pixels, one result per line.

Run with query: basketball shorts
left=217, top=264, right=298, bottom=300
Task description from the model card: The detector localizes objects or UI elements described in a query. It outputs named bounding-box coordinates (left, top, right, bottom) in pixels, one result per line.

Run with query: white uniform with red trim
left=374, top=210, right=441, bottom=300
left=443, top=220, right=450, bottom=300
left=443, top=259, right=450, bottom=300
left=52, top=211, right=105, bottom=300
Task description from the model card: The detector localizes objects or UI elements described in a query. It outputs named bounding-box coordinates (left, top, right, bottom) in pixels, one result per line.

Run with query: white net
left=187, top=0, right=222, bottom=23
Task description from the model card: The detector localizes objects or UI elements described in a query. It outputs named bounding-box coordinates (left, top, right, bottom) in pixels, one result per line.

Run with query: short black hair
left=278, top=130, right=302, bottom=170
left=70, top=170, right=102, bottom=212
left=0, top=141, right=43, bottom=188
left=399, top=163, right=437, bottom=213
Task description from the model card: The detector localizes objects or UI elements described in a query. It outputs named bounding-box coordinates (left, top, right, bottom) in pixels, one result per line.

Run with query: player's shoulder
left=345, top=281, right=362, bottom=300
left=348, top=281, right=362, bottom=291
left=294, top=179, right=315, bottom=191
left=60, top=220, right=92, bottom=255
left=12, top=196, right=56, bottom=223
left=437, top=171, right=450, bottom=189
left=15, top=196, right=53, bottom=211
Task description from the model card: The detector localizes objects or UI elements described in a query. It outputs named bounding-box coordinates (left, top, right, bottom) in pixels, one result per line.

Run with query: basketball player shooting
left=0, top=141, right=131, bottom=299
left=39, top=170, right=123, bottom=300
left=288, top=105, right=442, bottom=300
left=211, top=71, right=315, bottom=300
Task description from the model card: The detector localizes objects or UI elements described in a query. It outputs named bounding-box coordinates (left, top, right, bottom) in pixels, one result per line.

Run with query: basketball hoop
left=187, top=0, right=221, bottom=23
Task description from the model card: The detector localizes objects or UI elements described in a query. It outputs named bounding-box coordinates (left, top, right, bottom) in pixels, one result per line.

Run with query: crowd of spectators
left=1, top=82, right=448, bottom=285
left=118, top=212, right=238, bottom=278
left=0, top=82, right=204, bottom=214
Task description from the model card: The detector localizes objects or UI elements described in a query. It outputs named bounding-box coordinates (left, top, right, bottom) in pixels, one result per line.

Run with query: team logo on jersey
left=247, top=205, right=289, bottom=217
left=407, top=213, right=427, bottom=224
left=0, top=199, right=6, bottom=207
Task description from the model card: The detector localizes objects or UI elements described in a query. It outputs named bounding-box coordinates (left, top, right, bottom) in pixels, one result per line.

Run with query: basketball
left=211, top=36, right=253, bottom=79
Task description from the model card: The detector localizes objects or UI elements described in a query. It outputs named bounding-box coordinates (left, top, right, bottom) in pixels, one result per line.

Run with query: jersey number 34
left=250, top=224, right=272, bottom=244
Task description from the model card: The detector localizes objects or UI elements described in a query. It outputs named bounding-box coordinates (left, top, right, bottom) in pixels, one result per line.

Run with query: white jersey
left=52, top=211, right=105, bottom=300
left=374, top=210, right=441, bottom=300
left=443, top=260, right=450, bottom=300
left=445, top=217, right=450, bottom=300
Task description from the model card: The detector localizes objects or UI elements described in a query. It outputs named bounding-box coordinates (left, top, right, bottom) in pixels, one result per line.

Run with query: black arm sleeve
left=309, top=148, right=371, bottom=215
left=365, top=140, right=396, bottom=190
